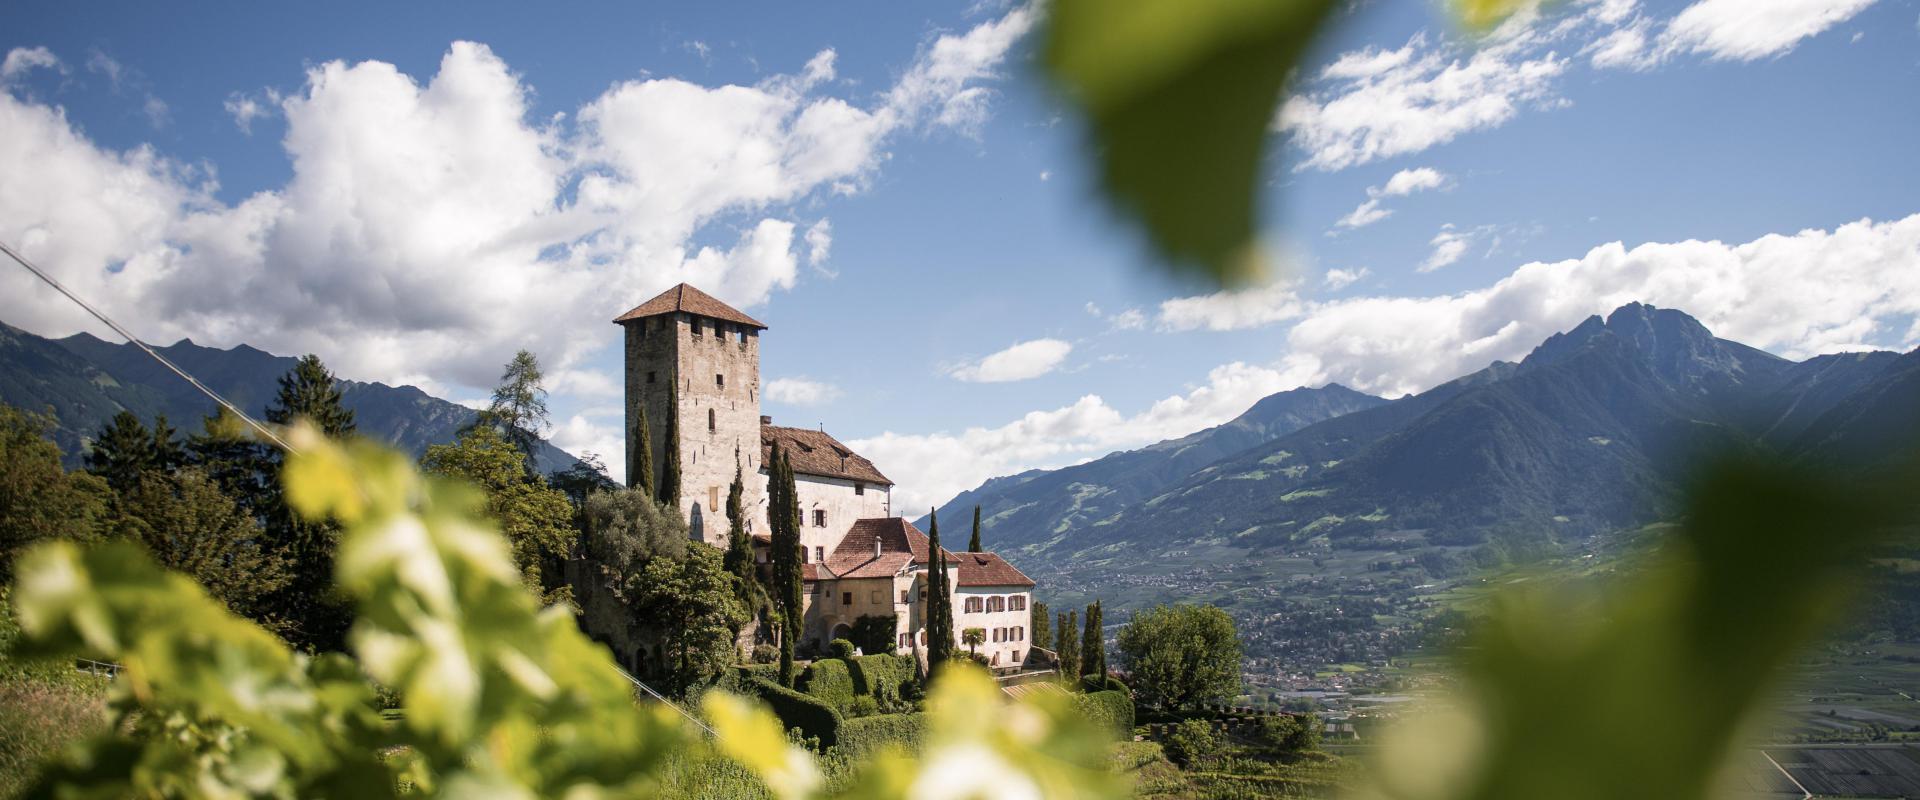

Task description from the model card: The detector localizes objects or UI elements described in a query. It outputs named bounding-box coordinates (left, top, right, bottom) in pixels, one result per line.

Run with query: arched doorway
left=831, top=623, right=852, bottom=643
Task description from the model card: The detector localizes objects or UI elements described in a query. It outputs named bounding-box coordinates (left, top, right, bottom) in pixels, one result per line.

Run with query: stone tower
left=613, top=283, right=766, bottom=547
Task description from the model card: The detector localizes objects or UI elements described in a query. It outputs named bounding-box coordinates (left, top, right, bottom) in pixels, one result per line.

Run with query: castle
left=613, top=283, right=1036, bottom=669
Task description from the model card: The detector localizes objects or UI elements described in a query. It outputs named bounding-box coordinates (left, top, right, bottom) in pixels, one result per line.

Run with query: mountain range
left=935, top=303, right=1916, bottom=574
left=0, top=321, right=582, bottom=472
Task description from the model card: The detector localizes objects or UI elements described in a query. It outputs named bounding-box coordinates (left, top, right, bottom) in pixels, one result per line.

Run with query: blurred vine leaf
left=1041, top=0, right=1342, bottom=286
left=8, top=423, right=1125, bottom=798
left=1356, top=456, right=1918, bottom=800
left=1451, top=0, right=1536, bottom=31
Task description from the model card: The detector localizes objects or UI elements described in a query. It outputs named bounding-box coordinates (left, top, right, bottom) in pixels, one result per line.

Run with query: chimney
left=874, top=538, right=882, bottom=558
left=760, top=415, right=771, bottom=425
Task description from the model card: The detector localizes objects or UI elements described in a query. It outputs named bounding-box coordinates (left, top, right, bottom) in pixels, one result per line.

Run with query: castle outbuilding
left=612, top=283, right=1036, bottom=669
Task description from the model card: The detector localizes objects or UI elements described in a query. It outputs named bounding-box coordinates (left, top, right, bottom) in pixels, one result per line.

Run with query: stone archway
left=830, top=623, right=852, bottom=643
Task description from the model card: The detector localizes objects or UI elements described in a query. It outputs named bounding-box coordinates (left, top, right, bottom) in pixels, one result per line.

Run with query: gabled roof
left=613, top=283, right=768, bottom=330
left=829, top=518, right=952, bottom=578
left=764, top=425, right=892, bottom=485
left=954, top=551, right=1035, bottom=588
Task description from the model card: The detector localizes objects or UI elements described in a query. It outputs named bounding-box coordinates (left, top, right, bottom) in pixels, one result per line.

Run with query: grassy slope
left=0, top=589, right=110, bottom=798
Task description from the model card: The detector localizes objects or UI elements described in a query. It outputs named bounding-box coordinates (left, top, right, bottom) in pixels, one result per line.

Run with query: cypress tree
left=723, top=459, right=751, bottom=581
left=769, top=445, right=802, bottom=687
left=658, top=400, right=681, bottom=509
left=1031, top=601, right=1051, bottom=656
left=1081, top=601, right=1103, bottom=682
left=925, top=509, right=954, bottom=673
left=630, top=403, right=655, bottom=497
left=1058, top=610, right=1079, bottom=682
left=968, top=505, right=983, bottom=552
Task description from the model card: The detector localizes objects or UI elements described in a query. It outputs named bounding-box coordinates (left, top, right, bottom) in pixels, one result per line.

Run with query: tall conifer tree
left=658, top=400, right=681, bottom=508
left=968, top=505, right=983, bottom=552
left=768, top=445, right=802, bottom=687
left=630, top=404, right=654, bottom=497
left=1031, top=601, right=1051, bottom=658
left=87, top=411, right=157, bottom=494
left=924, top=509, right=955, bottom=673
left=262, top=354, right=356, bottom=652
left=1081, top=601, right=1104, bottom=682
left=1058, top=610, right=1079, bottom=681
left=480, top=350, right=549, bottom=474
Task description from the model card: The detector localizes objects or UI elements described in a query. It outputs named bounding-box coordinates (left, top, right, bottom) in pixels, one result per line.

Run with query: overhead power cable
left=0, top=238, right=294, bottom=453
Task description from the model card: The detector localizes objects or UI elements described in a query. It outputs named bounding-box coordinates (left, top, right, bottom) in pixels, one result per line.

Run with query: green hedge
left=748, top=678, right=842, bottom=749
left=847, top=654, right=914, bottom=702
left=799, top=659, right=856, bottom=711
left=1073, top=690, right=1134, bottom=736
left=835, top=712, right=926, bottom=757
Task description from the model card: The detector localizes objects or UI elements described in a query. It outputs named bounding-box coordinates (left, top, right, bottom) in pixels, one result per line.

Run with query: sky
left=4, top=0, right=1920, bottom=512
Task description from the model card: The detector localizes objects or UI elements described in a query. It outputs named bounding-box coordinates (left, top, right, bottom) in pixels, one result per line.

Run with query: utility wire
left=0, top=238, right=294, bottom=453
left=614, top=664, right=717, bottom=737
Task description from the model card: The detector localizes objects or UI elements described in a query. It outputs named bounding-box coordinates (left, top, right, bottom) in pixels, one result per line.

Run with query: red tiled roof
left=764, top=425, right=891, bottom=485
left=613, top=283, right=767, bottom=329
left=955, top=551, right=1035, bottom=588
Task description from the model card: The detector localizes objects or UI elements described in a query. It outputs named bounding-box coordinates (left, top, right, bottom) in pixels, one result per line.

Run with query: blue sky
left=4, top=0, right=1919, bottom=509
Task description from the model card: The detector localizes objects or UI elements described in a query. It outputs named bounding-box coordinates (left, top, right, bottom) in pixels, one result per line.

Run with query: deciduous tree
left=0, top=404, right=108, bottom=580
left=112, top=469, right=292, bottom=631
left=1117, top=603, right=1241, bottom=711
left=423, top=425, right=577, bottom=606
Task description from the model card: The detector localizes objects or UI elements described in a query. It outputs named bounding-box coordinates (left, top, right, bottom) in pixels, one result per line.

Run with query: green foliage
left=1040, top=0, right=1340, bottom=285
left=476, top=349, right=549, bottom=474
left=634, top=545, right=751, bottom=697
left=847, top=654, right=914, bottom=707
left=1163, top=719, right=1220, bottom=768
left=1057, top=610, right=1079, bottom=683
left=1072, top=690, right=1134, bottom=737
left=828, top=638, right=856, bottom=660
left=1255, top=714, right=1318, bottom=754
left=659, top=400, right=682, bottom=507
left=581, top=485, right=690, bottom=568
left=110, top=468, right=292, bottom=630
left=1356, top=455, right=1918, bottom=800
left=924, top=509, right=954, bottom=671
left=751, top=644, right=778, bottom=664
left=86, top=410, right=170, bottom=493
left=422, top=424, right=577, bottom=606
left=186, top=406, right=274, bottom=518
left=547, top=451, right=617, bottom=510
left=748, top=676, right=844, bottom=750
left=1031, top=601, right=1050, bottom=656
left=1080, top=600, right=1104, bottom=680
left=0, top=404, right=108, bottom=582
left=262, top=354, right=356, bottom=652
left=845, top=614, right=894, bottom=657
left=801, top=658, right=857, bottom=711
left=960, top=627, right=985, bottom=658
left=631, top=401, right=655, bottom=498
left=1117, top=604, right=1240, bottom=710
left=836, top=713, right=926, bottom=757
left=768, top=445, right=803, bottom=687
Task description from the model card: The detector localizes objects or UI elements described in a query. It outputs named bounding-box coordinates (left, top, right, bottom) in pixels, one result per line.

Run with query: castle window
left=716, top=373, right=725, bottom=389
left=801, top=548, right=810, bottom=564
left=898, top=632, right=909, bottom=648
left=647, top=371, right=657, bottom=384
left=841, top=592, right=852, bottom=606
left=813, top=510, right=826, bottom=527
left=1012, top=650, right=1022, bottom=663
left=965, top=597, right=982, bottom=613
left=988, top=596, right=1004, bottom=613
left=691, top=317, right=704, bottom=338
left=1011, top=596, right=1025, bottom=611
left=900, top=590, right=910, bottom=604
left=814, top=546, right=824, bottom=562
left=709, top=486, right=720, bottom=511
left=708, top=409, right=716, bottom=432
left=854, top=483, right=865, bottom=496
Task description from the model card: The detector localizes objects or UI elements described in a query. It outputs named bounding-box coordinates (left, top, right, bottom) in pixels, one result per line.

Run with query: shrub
left=1255, top=713, right=1324, bottom=753
left=847, top=696, right=879, bottom=718
left=828, top=638, right=856, bottom=660
left=836, top=712, right=927, bottom=757
left=847, top=614, right=897, bottom=656
left=1073, top=690, right=1135, bottom=737
left=1080, top=673, right=1127, bottom=694
left=747, top=677, right=843, bottom=749
left=750, top=644, right=778, bottom=664
left=1163, top=719, right=1219, bottom=767
left=848, top=653, right=915, bottom=705
left=799, top=658, right=856, bottom=711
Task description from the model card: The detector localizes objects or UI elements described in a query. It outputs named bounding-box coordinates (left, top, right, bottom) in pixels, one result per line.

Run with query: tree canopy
left=0, top=404, right=108, bottom=581
left=1116, top=603, right=1241, bottom=710
left=423, top=424, right=576, bottom=606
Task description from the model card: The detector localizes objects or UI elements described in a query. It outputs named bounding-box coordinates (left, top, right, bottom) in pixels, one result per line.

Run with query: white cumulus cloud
left=766, top=377, right=844, bottom=406
left=1323, top=267, right=1371, bottom=291
left=1, top=47, right=61, bottom=82
left=948, top=338, right=1073, bottom=382
left=1334, top=166, right=1450, bottom=230
left=1157, top=282, right=1306, bottom=332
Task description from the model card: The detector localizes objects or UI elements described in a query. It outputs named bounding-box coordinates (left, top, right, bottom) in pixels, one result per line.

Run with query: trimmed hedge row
left=1074, top=690, right=1135, bottom=736
left=847, top=654, right=914, bottom=702
left=799, top=659, right=857, bottom=711
left=836, top=712, right=926, bottom=757
left=748, top=678, right=842, bottom=749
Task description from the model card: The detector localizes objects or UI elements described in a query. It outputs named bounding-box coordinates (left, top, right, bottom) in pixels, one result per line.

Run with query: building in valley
left=612, top=283, right=1037, bottom=670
